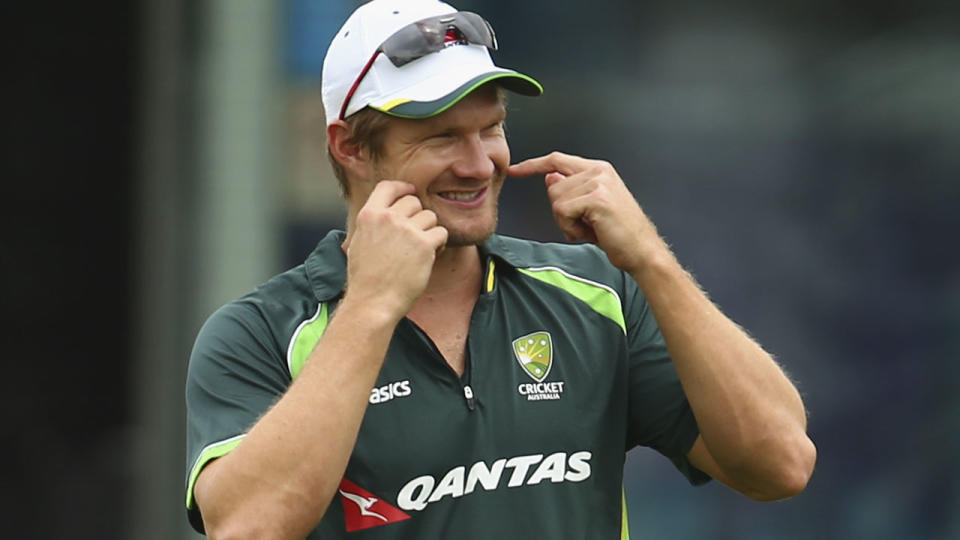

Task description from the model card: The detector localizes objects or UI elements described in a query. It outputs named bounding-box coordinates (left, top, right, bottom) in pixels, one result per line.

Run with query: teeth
left=441, top=191, right=481, bottom=201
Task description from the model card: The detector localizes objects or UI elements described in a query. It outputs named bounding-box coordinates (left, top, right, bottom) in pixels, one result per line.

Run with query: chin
left=443, top=218, right=498, bottom=247
left=437, top=199, right=500, bottom=247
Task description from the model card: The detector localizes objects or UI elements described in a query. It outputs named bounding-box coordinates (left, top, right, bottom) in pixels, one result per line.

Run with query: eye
left=425, top=131, right=455, bottom=143
left=483, top=121, right=505, bottom=135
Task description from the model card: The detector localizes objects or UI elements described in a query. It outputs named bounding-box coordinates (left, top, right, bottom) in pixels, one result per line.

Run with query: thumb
left=545, top=172, right=566, bottom=188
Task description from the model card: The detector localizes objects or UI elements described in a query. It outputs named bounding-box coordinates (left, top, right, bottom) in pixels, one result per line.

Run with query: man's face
left=371, top=85, right=509, bottom=247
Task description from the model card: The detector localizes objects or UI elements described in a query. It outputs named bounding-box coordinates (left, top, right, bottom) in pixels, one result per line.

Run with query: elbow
left=204, top=513, right=292, bottom=540
left=747, top=433, right=817, bottom=501
left=197, top=490, right=290, bottom=540
left=198, top=488, right=325, bottom=540
left=203, top=522, right=249, bottom=540
left=195, top=461, right=312, bottom=539
left=201, top=511, right=265, bottom=540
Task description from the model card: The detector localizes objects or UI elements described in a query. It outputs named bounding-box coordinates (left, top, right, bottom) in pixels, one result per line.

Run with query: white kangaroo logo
left=339, top=489, right=388, bottom=522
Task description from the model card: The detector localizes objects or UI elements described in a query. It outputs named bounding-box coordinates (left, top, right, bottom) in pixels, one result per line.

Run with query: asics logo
left=369, top=379, right=412, bottom=404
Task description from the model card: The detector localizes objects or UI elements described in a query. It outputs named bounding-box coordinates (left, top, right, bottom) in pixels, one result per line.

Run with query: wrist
left=617, top=233, right=675, bottom=273
left=335, top=293, right=408, bottom=330
left=628, top=248, right=683, bottom=288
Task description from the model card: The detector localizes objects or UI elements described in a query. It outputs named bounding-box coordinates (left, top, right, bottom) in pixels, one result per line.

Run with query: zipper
left=401, top=256, right=494, bottom=413
left=463, top=385, right=476, bottom=411
left=403, top=318, right=476, bottom=412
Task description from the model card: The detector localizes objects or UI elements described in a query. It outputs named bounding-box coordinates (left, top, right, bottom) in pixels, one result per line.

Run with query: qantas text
left=396, top=451, right=592, bottom=511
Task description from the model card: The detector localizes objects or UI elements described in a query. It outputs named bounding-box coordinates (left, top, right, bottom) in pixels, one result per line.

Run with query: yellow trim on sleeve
left=621, top=487, right=630, bottom=540
left=185, top=434, right=246, bottom=509
left=287, top=302, right=329, bottom=380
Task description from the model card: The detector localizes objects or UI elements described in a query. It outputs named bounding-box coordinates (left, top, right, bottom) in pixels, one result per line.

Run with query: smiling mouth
left=438, top=188, right=485, bottom=202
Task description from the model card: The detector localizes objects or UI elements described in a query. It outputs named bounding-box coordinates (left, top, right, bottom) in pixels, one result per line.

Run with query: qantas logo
left=397, top=450, right=592, bottom=511
left=339, top=491, right=387, bottom=522
left=337, top=478, right=410, bottom=532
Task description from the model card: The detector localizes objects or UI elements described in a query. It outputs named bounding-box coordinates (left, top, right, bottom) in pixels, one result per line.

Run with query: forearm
left=508, top=150, right=815, bottom=497
left=195, top=299, right=400, bottom=539
left=631, top=250, right=815, bottom=497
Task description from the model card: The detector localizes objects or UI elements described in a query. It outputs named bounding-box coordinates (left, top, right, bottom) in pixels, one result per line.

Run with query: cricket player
left=185, top=1, right=816, bottom=537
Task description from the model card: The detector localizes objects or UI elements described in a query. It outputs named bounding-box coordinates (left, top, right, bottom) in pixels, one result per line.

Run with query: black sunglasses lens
left=381, top=12, right=497, bottom=67
left=451, top=12, right=496, bottom=49
left=382, top=23, right=440, bottom=66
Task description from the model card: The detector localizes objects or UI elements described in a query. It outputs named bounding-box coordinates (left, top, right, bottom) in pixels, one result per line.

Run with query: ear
left=327, top=120, right=374, bottom=182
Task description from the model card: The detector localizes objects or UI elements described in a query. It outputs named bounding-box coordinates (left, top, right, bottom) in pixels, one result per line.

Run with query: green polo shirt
left=185, top=230, right=709, bottom=538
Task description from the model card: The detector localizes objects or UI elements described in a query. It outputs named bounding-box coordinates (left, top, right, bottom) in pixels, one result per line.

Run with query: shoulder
left=191, top=263, right=325, bottom=366
left=488, top=234, right=626, bottom=289
left=488, top=235, right=634, bottom=333
left=212, top=263, right=316, bottom=327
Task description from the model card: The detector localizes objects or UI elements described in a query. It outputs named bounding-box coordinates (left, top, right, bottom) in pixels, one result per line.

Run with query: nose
left=451, top=134, right=496, bottom=181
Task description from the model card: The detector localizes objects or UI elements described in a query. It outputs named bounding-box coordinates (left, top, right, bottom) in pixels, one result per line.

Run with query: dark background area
left=3, top=0, right=958, bottom=538
left=4, top=2, right=136, bottom=537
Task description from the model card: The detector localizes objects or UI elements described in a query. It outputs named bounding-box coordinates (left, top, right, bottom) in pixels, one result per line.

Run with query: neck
left=422, top=244, right=484, bottom=299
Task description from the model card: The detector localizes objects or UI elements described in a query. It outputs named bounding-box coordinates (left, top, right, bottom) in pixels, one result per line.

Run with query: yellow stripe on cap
left=378, top=98, right=412, bottom=112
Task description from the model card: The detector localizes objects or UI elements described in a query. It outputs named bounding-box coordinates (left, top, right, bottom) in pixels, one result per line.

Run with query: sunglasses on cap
left=339, top=11, right=499, bottom=120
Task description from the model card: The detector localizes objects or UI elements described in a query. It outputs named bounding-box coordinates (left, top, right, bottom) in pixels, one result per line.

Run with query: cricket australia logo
left=512, top=331, right=565, bottom=401
left=513, top=331, right=553, bottom=381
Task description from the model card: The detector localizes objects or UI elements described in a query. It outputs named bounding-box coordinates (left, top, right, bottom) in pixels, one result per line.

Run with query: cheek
left=487, top=138, right=510, bottom=171
left=381, top=152, right=435, bottom=185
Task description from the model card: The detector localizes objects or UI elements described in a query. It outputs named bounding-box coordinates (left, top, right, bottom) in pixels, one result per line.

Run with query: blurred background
left=4, top=0, right=959, bottom=538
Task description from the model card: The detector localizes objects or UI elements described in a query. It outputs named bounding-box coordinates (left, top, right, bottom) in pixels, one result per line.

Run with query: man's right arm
left=194, top=181, right=447, bottom=539
left=194, top=299, right=400, bottom=539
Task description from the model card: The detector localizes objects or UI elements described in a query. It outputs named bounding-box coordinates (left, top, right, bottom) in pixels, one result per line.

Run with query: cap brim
left=371, top=71, right=542, bottom=119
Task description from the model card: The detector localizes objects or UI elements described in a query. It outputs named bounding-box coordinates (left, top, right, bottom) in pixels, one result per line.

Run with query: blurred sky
left=3, top=0, right=959, bottom=538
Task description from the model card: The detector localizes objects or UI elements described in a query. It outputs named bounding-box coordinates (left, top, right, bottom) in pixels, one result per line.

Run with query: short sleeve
left=623, top=277, right=711, bottom=485
left=184, top=301, right=291, bottom=531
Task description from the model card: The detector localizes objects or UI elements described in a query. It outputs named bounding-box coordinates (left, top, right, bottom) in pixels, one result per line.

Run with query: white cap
left=321, top=0, right=542, bottom=125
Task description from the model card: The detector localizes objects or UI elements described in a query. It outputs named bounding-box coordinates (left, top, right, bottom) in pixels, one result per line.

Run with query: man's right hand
left=343, top=180, right=448, bottom=320
left=194, top=181, right=446, bottom=539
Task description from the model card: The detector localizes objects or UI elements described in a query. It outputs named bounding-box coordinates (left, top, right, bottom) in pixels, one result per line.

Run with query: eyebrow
left=414, top=107, right=507, bottom=135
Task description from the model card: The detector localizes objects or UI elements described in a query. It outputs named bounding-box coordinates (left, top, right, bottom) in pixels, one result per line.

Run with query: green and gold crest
left=512, top=331, right=553, bottom=382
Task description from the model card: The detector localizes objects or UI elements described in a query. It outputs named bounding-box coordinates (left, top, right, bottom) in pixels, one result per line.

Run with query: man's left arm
left=509, top=152, right=816, bottom=501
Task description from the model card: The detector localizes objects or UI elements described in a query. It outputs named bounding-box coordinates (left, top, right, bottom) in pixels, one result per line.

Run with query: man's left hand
left=509, top=151, right=667, bottom=273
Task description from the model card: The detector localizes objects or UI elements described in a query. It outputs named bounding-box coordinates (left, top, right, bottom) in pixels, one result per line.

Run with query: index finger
left=508, top=152, right=591, bottom=178
left=366, top=180, right=417, bottom=208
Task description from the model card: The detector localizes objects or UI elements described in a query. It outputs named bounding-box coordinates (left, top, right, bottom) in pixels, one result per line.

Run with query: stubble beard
left=372, top=163, right=504, bottom=248
left=440, top=170, right=505, bottom=247
left=441, top=198, right=500, bottom=247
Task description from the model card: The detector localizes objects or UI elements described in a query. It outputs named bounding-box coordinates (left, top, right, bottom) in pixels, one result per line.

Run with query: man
left=185, top=1, right=816, bottom=538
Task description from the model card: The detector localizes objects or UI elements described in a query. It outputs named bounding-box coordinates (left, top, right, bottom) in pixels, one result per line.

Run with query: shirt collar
left=303, top=230, right=524, bottom=302
left=479, top=233, right=524, bottom=269
left=304, top=229, right=348, bottom=302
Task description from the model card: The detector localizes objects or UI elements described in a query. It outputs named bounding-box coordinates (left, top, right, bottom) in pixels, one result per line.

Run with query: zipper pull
left=463, top=385, right=476, bottom=411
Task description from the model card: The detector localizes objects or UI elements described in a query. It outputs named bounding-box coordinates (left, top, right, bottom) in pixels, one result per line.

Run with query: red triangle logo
left=338, top=478, right=411, bottom=532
